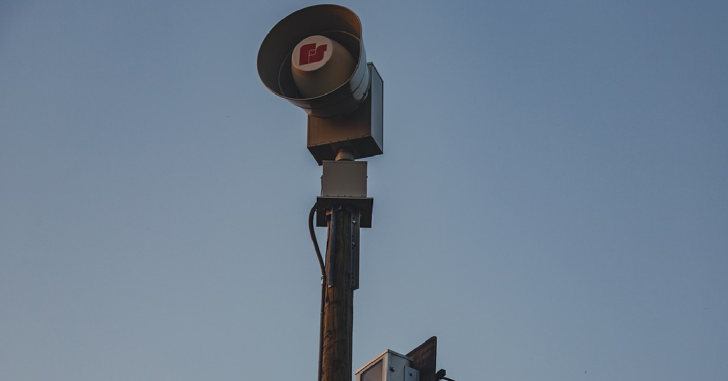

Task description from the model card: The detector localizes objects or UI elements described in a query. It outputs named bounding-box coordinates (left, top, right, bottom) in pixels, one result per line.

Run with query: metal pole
left=322, top=206, right=357, bottom=381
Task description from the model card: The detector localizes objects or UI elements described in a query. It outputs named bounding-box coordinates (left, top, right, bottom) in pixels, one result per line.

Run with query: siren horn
left=257, top=5, right=370, bottom=119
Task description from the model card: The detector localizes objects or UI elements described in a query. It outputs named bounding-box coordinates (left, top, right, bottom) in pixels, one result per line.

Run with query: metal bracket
left=316, top=197, right=373, bottom=228
left=323, top=206, right=361, bottom=290
left=326, top=208, right=336, bottom=288
left=349, top=208, right=360, bottom=290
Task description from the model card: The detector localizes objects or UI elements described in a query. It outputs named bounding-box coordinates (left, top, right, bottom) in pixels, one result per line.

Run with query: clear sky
left=1, top=1, right=727, bottom=380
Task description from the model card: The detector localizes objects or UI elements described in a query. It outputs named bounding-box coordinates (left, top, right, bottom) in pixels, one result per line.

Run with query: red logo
left=298, top=43, right=328, bottom=66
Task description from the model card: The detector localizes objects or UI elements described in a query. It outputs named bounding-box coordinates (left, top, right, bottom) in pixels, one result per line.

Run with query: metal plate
left=316, top=197, right=373, bottom=228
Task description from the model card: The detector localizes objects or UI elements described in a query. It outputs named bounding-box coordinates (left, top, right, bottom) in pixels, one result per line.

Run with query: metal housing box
left=317, top=160, right=373, bottom=228
left=356, top=350, right=418, bottom=381
left=307, top=63, right=384, bottom=165
left=322, top=161, right=367, bottom=198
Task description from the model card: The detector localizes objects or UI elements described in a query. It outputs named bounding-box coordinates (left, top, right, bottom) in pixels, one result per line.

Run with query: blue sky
left=1, top=1, right=727, bottom=380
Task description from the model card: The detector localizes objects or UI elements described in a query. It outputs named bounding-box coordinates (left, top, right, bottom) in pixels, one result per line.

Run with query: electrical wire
left=309, top=204, right=326, bottom=277
left=309, top=203, right=326, bottom=381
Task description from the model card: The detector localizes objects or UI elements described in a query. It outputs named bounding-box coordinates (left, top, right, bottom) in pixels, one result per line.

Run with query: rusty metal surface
left=406, top=337, right=437, bottom=381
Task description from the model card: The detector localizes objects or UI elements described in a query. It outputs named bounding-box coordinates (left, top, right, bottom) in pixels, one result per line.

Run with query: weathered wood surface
left=322, top=208, right=354, bottom=381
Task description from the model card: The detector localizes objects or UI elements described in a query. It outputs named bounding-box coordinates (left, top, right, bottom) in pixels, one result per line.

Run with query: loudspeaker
left=257, top=5, right=370, bottom=119
left=257, top=5, right=383, bottom=164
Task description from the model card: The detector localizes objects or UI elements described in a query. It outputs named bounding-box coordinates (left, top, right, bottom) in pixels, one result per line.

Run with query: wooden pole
left=322, top=206, right=355, bottom=381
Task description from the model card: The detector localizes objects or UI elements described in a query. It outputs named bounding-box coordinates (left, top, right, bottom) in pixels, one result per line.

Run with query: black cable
left=309, top=204, right=326, bottom=277
left=309, top=204, right=326, bottom=381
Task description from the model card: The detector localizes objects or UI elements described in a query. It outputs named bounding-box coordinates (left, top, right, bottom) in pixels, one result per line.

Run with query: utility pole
left=257, top=5, right=382, bottom=381
left=257, top=8, right=452, bottom=381
left=322, top=206, right=357, bottom=381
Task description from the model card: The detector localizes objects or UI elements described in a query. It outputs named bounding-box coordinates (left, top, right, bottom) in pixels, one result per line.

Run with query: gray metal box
left=322, top=161, right=367, bottom=198
left=317, top=160, right=373, bottom=228
left=307, top=63, right=384, bottom=165
left=356, top=350, right=417, bottom=381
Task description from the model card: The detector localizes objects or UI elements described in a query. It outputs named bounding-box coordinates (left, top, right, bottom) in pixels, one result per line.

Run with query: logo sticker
left=298, top=43, right=328, bottom=66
